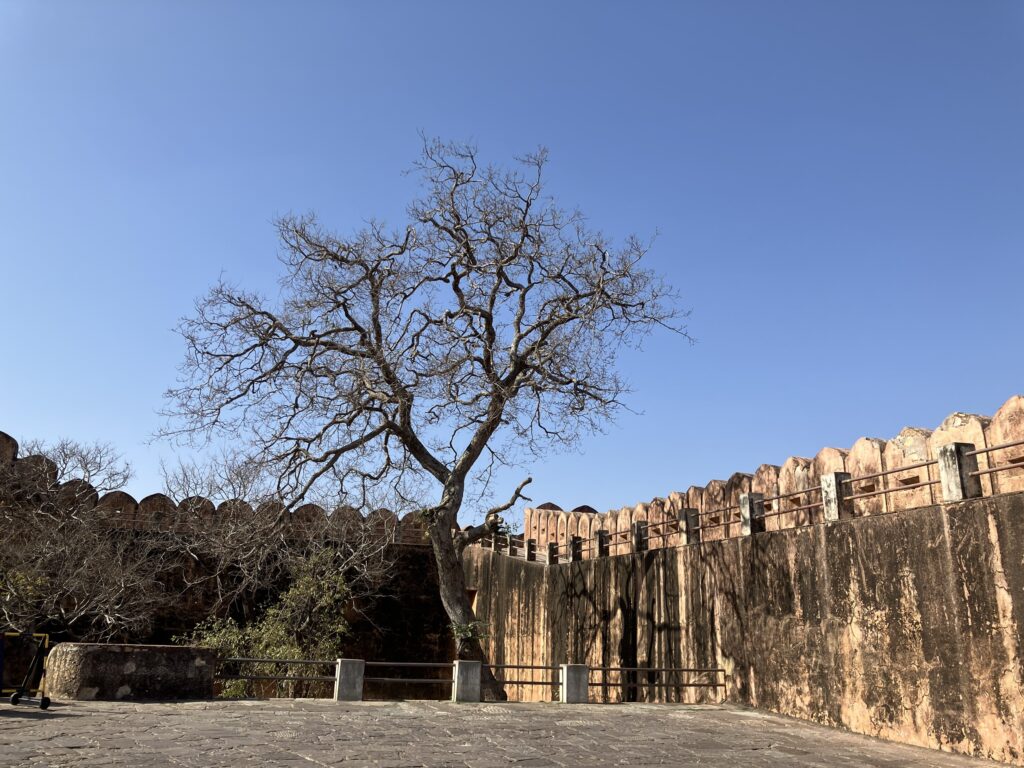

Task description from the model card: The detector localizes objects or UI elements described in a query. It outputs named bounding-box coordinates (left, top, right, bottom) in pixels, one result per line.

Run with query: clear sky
left=1, top=2, right=1022, bottom=521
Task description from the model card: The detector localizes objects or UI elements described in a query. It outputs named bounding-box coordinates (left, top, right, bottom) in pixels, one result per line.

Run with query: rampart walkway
left=0, top=699, right=997, bottom=767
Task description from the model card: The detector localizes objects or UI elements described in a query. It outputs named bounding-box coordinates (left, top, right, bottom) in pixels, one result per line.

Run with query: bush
left=181, top=549, right=351, bottom=697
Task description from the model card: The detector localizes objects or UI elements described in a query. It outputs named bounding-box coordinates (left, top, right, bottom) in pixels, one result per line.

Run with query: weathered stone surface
left=467, top=492, right=1024, bottom=764
left=13, top=453, right=58, bottom=489
left=701, top=479, right=728, bottom=542
left=986, top=395, right=1024, bottom=495
left=398, top=511, right=428, bottom=545
left=613, top=506, right=633, bottom=555
left=932, top=412, right=995, bottom=496
left=883, top=426, right=937, bottom=511
left=846, top=437, right=889, bottom=517
left=777, top=456, right=816, bottom=528
left=177, top=495, right=215, bottom=519
left=138, top=493, right=176, bottom=528
left=751, top=464, right=781, bottom=531
left=47, top=644, right=217, bottom=701
left=55, top=479, right=98, bottom=511
left=0, top=430, right=17, bottom=464
left=93, top=490, right=138, bottom=527
left=724, top=473, right=752, bottom=539
left=0, top=699, right=994, bottom=767
left=216, top=498, right=253, bottom=519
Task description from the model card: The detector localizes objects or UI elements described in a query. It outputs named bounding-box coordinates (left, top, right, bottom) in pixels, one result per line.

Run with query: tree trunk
left=428, top=512, right=506, bottom=702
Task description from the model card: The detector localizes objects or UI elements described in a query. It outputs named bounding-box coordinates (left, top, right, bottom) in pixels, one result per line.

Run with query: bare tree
left=161, top=454, right=397, bottom=621
left=164, top=139, right=686, bottom=699
left=0, top=435, right=398, bottom=644
left=0, top=439, right=174, bottom=640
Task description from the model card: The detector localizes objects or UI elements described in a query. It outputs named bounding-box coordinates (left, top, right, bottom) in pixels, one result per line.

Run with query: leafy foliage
left=181, top=549, right=352, bottom=697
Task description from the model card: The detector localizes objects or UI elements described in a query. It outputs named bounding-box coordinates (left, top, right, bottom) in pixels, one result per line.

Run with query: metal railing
left=484, top=663, right=561, bottom=691
left=214, top=657, right=338, bottom=699
left=966, top=439, right=1024, bottom=479
left=363, top=661, right=453, bottom=686
left=589, top=665, right=726, bottom=702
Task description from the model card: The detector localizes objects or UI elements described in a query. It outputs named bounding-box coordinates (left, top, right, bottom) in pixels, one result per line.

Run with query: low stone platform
left=0, top=699, right=999, bottom=767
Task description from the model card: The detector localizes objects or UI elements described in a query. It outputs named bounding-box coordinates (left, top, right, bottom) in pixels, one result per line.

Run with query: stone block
left=334, top=658, right=364, bottom=701
left=937, top=443, right=982, bottom=503
left=47, top=644, right=217, bottom=701
left=739, top=493, right=765, bottom=536
left=821, top=472, right=853, bottom=521
left=451, top=660, right=481, bottom=703
left=559, top=664, right=588, bottom=703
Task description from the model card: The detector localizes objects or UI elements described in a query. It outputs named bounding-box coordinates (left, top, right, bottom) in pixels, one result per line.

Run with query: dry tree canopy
left=0, top=436, right=399, bottom=642
left=164, top=138, right=687, bottom=524
left=0, top=438, right=168, bottom=641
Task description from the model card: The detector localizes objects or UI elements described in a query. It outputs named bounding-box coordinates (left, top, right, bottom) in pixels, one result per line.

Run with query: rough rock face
left=466, top=492, right=1024, bottom=765
left=47, top=644, right=217, bottom=701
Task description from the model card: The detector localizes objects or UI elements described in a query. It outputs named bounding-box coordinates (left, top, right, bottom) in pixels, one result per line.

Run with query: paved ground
left=0, top=699, right=1001, bottom=767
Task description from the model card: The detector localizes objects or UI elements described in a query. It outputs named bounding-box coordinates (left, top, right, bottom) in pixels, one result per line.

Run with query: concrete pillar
left=570, top=535, right=583, bottom=562
left=451, top=660, right=481, bottom=703
left=683, top=508, right=701, bottom=544
left=525, top=539, right=537, bottom=562
left=821, top=472, right=853, bottom=522
left=596, top=529, right=611, bottom=558
left=559, top=664, right=589, bottom=704
left=632, top=521, right=648, bottom=553
left=739, top=493, right=765, bottom=536
left=334, top=658, right=364, bottom=702
left=938, top=443, right=982, bottom=503
left=547, top=542, right=558, bottom=565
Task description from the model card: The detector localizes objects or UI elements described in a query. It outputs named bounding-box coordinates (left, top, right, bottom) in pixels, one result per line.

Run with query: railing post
left=334, top=658, right=364, bottom=702
left=739, top=493, right=765, bottom=536
left=821, top=472, right=853, bottom=522
left=559, top=664, right=589, bottom=704
left=596, top=529, right=610, bottom=558
left=508, top=534, right=517, bottom=557
left=570, top=535, right=583, bottom=562
left=547, top=542, right=559, bottom=565
left=683, top=508, right=701, bottom=544
left=451, top=660, right=481, bottom=703
left=492, top=533, right=504, bottom=554
left=938, top=443, right=982, bottom=503
left=632, top=521, right=648, bottom=553
left=525, top=538, right=537, bottom=562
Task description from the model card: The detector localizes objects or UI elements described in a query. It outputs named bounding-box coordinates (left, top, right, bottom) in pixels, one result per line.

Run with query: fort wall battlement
left=0, top=430, right=429, bottom=545
left=518, top=394, right=1024, bottom=557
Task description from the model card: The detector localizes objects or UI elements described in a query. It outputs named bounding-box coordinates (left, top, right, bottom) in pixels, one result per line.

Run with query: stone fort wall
left=520, top=394, right=1024, bottom=556
left=464, top=393, right=1024, bottom=764
left=0, top=429, right=430, bottom=545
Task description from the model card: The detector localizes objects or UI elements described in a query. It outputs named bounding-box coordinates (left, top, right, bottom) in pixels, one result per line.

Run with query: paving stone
left=0, top=700, right=1001, bottom=766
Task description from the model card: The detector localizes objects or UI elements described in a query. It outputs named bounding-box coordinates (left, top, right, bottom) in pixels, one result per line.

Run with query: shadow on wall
left=466, top=490, right=1024, bottom=766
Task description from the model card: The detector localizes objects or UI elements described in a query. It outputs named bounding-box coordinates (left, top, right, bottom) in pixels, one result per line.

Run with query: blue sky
left=1, top=1, right=1022, bottom=520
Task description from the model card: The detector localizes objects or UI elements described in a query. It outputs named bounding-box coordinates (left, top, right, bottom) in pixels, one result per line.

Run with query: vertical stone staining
left=466, top=492, right=1024, bottom=761
left=459, top=394, right=1024, bottom=760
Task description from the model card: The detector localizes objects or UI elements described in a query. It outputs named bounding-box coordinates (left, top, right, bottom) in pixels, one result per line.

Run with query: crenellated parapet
left=515, top=394, right=1024, bottom=561
left=0, top=432, right=430, bottom=546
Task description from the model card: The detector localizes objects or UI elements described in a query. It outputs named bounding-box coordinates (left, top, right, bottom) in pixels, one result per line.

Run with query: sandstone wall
left=466, top=491, right=1024, bottom=764
left=522, top=394, right=1024, bottom=556
left=0, top=430, right=431, bottom=546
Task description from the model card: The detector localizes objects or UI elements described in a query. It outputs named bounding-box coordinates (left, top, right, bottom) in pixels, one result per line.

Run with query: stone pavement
left=0, top=699, right=1000, bottom=767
